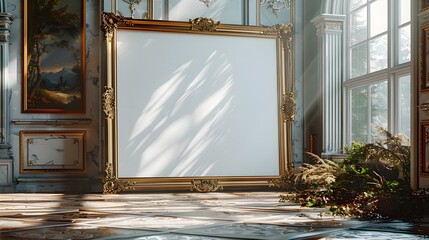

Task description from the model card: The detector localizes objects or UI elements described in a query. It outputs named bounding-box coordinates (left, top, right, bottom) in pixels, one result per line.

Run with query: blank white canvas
left=116, top=29, right=280, bottom=178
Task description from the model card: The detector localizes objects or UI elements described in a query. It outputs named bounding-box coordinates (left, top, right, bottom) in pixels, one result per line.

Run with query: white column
left=311, top=14, right=345, bottom=155
left=0, top=12, right=13, bottom=145
left=0, top=1, right=14, bottom=191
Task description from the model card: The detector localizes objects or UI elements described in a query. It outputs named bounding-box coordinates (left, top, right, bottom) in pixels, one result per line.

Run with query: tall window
left=346, top=0, right=411, bottom=143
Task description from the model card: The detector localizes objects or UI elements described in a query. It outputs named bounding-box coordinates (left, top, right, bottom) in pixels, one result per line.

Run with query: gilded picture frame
left=420, top=121, right=429, bottom=176
left=101, top=13, right=294, bottom=193
left=19, top=130, right=86, bottom=174
left=420, top=23, right=429, bottom=91
left=22, top=0, right=86, bottom=113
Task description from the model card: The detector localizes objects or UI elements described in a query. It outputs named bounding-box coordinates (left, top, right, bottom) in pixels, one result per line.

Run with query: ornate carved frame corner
left=101, top=12, right=134, bottom=42
left=102, top=163, right=135, bottom=194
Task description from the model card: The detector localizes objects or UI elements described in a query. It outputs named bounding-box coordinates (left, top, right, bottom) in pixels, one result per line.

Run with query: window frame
left=344, top=0, right=411, bottom=144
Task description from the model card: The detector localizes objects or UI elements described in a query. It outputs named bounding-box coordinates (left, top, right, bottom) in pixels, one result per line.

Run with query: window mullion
left=367, top=2, right=371, bottom=75
left=389, top=0, right=395, bottom=68
left=389, top=75, right=395, bottom=134
left=387, top=0, right=393, bottom=134
left=367, top=85, right=372, bottom=142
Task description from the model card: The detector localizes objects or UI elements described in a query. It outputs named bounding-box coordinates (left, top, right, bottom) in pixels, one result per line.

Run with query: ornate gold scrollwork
left=102, top=87, right=115, bottom=119
left=265, top=24, right=294, bottom=72
left=101, top=12, right=134, bottom=42
left=190, top=18, right=220, bottom=32
left=266, top=24, right=295, bottom=123
left=190, top=179, right=223, bottom=192
left=268, top=174, right=293, bottom=189
left=102, top=163, right=135, bottom=194
left=266, top=23, right=293, bottom=43
left=282, top=92, right=296, bottom=123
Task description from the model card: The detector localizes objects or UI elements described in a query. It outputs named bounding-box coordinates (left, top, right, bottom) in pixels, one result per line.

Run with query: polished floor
left=0, top=191, right=428, bottom=239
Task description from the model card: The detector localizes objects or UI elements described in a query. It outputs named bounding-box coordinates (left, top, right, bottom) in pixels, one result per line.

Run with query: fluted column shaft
left=311, top=14, right=345, bottom=155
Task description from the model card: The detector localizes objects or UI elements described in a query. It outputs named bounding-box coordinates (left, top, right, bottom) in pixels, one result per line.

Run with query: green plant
left=361, top=127, right=410, bottom=184
left=278, top=128, right=417, bottom=220
left=294, top=152, right=342, bottom=191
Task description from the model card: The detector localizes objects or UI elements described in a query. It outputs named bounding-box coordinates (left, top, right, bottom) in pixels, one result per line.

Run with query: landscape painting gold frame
left=421, top=23, right=429, bottom=91
left=420, top=121, right=429, bottom=175
left=101, top=13, right=294, bottom=193
left=22, top=0, right=86, bottom=113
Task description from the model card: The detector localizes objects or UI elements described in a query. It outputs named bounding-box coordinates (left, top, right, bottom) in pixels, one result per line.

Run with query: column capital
left=0, top=13, right=13, bottom=43
left=311, top=14, right=345, bottom=35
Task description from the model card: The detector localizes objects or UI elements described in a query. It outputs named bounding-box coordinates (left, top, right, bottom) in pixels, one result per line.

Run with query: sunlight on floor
left=0, top=192, right=428, bottom=239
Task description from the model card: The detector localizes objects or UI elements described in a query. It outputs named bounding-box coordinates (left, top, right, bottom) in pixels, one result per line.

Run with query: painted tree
left=27, top=0, right=79, bottom=99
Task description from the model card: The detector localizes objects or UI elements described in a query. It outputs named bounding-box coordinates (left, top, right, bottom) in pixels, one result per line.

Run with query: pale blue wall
left=303, top=0, right=322, bottom=159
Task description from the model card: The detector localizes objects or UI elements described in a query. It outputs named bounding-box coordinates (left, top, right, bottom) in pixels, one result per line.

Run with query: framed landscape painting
left=421, top=23, right=429, bottom=91
left=421, top=121, right=429, bottom=175
left=22, top=0, right=86, bottom=113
